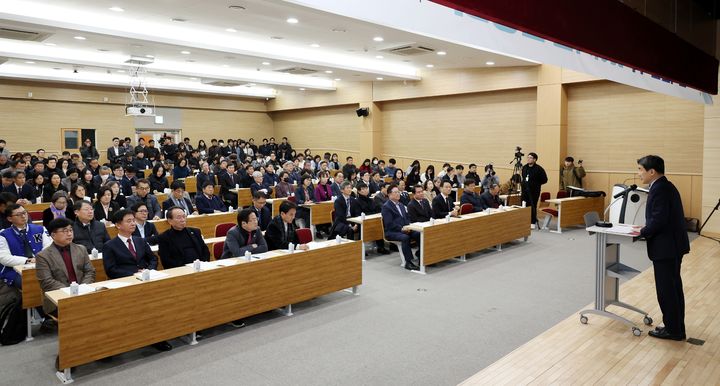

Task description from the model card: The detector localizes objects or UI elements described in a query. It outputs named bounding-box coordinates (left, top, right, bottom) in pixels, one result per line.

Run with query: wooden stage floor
left=461, top=237, right=720, bottom=385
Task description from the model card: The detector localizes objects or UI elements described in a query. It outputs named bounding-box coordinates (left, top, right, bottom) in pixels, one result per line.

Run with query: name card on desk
left=60, top=284, right=96, bottom=296
left=183, top=261, right=220, bottom=271
left=134, top=270, right=169, bottom=281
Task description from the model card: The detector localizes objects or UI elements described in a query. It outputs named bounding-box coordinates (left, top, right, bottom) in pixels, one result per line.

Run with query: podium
left=581, top=225, right=653, bottom=336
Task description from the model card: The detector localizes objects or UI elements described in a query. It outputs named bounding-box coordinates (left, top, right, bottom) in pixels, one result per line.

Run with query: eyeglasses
left=54, top=228, right=73, bottom=234
left=136, top=209, right=148, bottom=213
left=10, top=211, right=28, bottom=217
left=137, top=186, right=150, bottom=190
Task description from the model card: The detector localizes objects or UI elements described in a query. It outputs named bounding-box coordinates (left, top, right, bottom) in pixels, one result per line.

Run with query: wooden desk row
left=45, top=240, right=362, bottom=381
left=349, top=207, right=532, bottom=274
left=544, top=196, right=605, bottom=233
left=105, top=211, right=236, bottom=238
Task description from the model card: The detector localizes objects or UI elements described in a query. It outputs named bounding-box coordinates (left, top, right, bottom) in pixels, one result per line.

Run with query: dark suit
left=219, top=172, right=242, bottom=203
left=106, top=146, right=125, bottom=163
left=4, top=184, right=35, bottom=201
left=330, top=182, right=342, bottom=197
left=196, top=171, right=216, bottom=193
left=42, top=207, right=74, bottom=228
left=330, top=195, right=360, bottom=239
left=120, top=176, right=136, bottom=197
left=132, top=221, right=159, bottom=245
left=407, top=198, right=433, bottom=223
left=93, top=201, right=120, bottom=222
left=157, top=227, right=210, bottom=269
left=250, top=205, right=271, bottom=231
left=102, top=236, right=157, bottom=279
left=72, top=220, right=110, bottom=253
left=162, top=196, right=194, bottom=215
left=640, top=176, right=690, bottom=335
left=195, top=193, right=226, bottom=214
left=460, top=190, right=483, bottom=213
left=432, top=194, right=454, bottom=219
left=265, top=216, right=299, bottom=250
left=381, top=200, right=419, bottom=264
left=479, top=191, right=501, bottom=210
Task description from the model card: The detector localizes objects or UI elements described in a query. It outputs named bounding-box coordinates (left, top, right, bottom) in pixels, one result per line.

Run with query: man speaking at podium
left=637, top=155, right=689, bottom=341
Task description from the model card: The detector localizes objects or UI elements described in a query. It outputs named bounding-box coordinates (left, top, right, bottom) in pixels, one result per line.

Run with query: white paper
left=184, top=261, right=220, bottom=271
left=215, top=259, right=239, bottom=266
left=93, top=281, right=132, bottom=289
left=60, top=284, right=95, bottom=295
left=133, top=269, right=170, bottom=280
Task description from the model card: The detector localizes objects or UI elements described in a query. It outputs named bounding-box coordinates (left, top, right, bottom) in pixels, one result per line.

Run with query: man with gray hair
left=92, top=165, right=112, bottom=191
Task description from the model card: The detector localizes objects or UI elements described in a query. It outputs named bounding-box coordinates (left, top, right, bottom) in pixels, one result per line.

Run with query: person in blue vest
left=0, top=203, right=52, bottom=288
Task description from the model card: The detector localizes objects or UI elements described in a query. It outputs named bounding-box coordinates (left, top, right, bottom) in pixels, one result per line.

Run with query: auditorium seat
left=213, top=241, right=224, bottom=260
left=460, top=203, right=473, bottom=215
left=295, top=228, right=313, bottom=244
left=214, top=223, right=234, bottom=237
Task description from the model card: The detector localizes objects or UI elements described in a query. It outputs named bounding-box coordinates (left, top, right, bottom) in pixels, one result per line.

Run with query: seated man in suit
left=432, top=180, right=459, bottom=219
left=330, top=171, right=344, bottom=197
left=250, top=171, right=273, bottom=197
left=72, top=200, right=110, bottom=253
left=126, top=178, right=163, bottom=220
left=0, top=203, right=53, bottom=289
left=131, top=202, right=159, bottom=245
left=219, top=163, right=243, bottom=206
left=355, top=182, right=389, bottom=255
left=221, top=208, right=268, bottom=258
left=103, top=209, right=157, bottom=278
left=162, top=180, right=195, bottom=216
left=479, top=183, right=502, bottom=210
left=196, top=162, right=216, bottom=193
left=265, top=201, right=309, bottom=251
left=460, top=178, right=483, bottom=213
left=407, top=184, right=433, bottom=223
left=373, top=183, right=388, bottom=208
left=381, top=184, right=421, bottom=271
left=397, top=180, right=411, bottom=205
left=329, top=181, right=359, bottom=239
left=35, top=218, right=95, bottom=316
left=195, top=181, right=227, bottom=214
left=4, top=171, right=34, bottom=203
left=157, top=206, right=210, bottom=269
left=250, top=191, right=271, bottom=231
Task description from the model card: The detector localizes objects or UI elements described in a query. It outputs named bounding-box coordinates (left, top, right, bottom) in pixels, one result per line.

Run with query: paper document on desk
left=184, top=261, right=220, bottom=271
left=605, top=224, right=640, bottom=235
left=305, top=241, right=327, bottom=250
left=134, top=270, right=170, bottom=280
left=60, top=284, right=95, bottom=295
left=215, top=259, right=239, bottom=266
left=94, top=281, right=132, bottom=290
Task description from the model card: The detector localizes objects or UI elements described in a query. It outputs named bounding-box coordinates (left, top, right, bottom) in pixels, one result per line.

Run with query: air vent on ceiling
left=275, top=67, right=317, bottom=75
left=201, top=79, right=243, bottom=87
left=382, top=44, right=435, bottom=56
left=0, top=27, right=51, bottom=42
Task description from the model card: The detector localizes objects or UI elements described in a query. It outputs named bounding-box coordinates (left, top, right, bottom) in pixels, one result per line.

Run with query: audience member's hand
left=298, top=244, right=309, bottom=251
left=152, top=216, right=160, bottom=220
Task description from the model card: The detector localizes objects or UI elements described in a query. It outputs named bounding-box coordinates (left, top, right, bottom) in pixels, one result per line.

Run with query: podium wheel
left=580, top=315, right=588, bottom=324
left=643, top=316, right=653, bottom=326
left=632, top=327, right=642, bottom=336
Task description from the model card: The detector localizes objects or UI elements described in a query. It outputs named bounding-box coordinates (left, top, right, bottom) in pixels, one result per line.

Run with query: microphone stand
left=698, top=198, right=720, bottom=243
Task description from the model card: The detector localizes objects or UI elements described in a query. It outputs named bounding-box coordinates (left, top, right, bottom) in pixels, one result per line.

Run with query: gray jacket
left=221, top=226, right=267, bottom=259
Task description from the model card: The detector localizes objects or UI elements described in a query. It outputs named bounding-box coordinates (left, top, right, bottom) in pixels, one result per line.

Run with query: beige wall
left=702, top=75, right=720, bottom=237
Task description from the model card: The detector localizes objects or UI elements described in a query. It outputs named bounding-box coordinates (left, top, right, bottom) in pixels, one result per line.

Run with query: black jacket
left=460, top=191, right=483, bottom=213
left=407, top=198, right=433, bottom=223
left=157, top=227, right=210, bottom=268
left=72, top=220, right=111, bottom=253
left=265, top=216, right=299, bottom=250
left=102, top=236, right=157, bottom=279
left=432, top=194, right=454, bottom=219
left=640, top=176, right=690, bottom=261
left=132, top=221, right=159, bottom=245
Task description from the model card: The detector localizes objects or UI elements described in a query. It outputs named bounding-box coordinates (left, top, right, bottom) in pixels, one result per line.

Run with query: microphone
left=613, top=184, right=637, bottom=199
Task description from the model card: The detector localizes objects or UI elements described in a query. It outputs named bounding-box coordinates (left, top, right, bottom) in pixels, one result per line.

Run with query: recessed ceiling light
left=485, top=61, right=495, bottom=65
left=373, top=36, right=384, bottom=42
left=44, top=43, right=56, bottom=46
left=222, top=64, right=230, bottom=68
left=226, top=28, right=237, bottom=33
left=248, top=83, right=256, bottom=86
left=172, top=18, right=187, bottom=22
left=310, top=43, right=320, bottom=48
left=376, top=77, right=383, bottom=80
left=73, top=36, right=86, bottom=40
left=189, top=77, right=197, bottom=80
left=180, top=50, right=191, bottom=55
left=109, top=6, right=124, bottom=12
left=334, top=78, right=341, bottom=81
left=25, top=61, right=35, bottom=64
left=299, top=87, right=306, bottom=91
left=426, top=64, right=434, bottom=68
left=261, top=61, right=271, bottom=65
left=286, top=17, right=299, bottom=24
left=228, top=5, right=246, bottom=10
left=375, top=55, right=384, bottom=59
left=117, top=70, right=125, bottom=73
left=437, top=51, right=447, bottom=56
left=324, top=70, right=333, bottom=74
left=145, top=55, right=154, bottom=58
left=270, top=36, right=284, bottom=40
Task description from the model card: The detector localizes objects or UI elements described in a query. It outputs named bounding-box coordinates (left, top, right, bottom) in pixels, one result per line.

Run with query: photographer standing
left=481, top=164, right=500, bottom=191
left=521, top=152, right=548, bottom=229
left=560, top=156, right=586, bottom=193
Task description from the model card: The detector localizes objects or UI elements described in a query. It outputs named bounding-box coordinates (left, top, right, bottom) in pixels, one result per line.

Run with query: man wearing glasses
left=126, top=178, right=163, bottom=220
left=157, top=207, right=210, bottom=269
left=71, top=201, right=110, bottom=253
left=381, top=184, right=421, bottom=271
left=0, top=203, right=52, bottom=289
left=35, top=218, right=95, bottom=316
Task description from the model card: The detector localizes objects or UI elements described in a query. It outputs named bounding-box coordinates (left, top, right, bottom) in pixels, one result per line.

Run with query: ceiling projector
left=126, top=106, right=153, bottom=116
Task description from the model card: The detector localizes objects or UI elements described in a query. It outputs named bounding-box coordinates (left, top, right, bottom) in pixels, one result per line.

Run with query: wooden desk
left=301, top=201, right=334, bottom=238
left=180, top=176, right=197, bottom=194
left=347, top=213, right=383, bottom=257
left=544, top=196, right=605, bottom=233
left=46, top=240, right=362, bottom=380
left=231, top=188, right=253, bottom=208
left=404, top=207, right=531, bottom=274
left=25, top=202, right=51, bottom=212
left=106, top=212, right=236, bottom=238
left=267, top=197, right=288, bottom=217
left=499, top=193, right=522, bottom=206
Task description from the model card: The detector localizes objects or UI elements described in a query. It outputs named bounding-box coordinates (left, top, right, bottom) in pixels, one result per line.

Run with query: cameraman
left=521, top=152, right=548, bottom=229
left=481, top=164, right=500, bottom=191
left=560, top=156, right=586, bottom=192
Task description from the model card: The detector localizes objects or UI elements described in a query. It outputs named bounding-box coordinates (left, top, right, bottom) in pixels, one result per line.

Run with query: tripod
left=698, top=198, right=720, bottom=243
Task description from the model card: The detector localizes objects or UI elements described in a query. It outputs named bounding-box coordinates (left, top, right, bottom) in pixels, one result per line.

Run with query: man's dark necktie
left=18, top=229, right=34, bottom=258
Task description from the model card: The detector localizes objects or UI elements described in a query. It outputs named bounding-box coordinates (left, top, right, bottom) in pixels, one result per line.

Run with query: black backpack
left=0, top=299, right=26, bottom=345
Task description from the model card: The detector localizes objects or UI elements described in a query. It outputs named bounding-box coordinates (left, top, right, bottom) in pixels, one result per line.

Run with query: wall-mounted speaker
left=356, top=107, right=369, bottom=117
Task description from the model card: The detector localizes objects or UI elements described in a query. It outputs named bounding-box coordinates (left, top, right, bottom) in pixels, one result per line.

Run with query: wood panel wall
left=271, top=105, right=361, bottom=158
left=379, top=88, right=537, bottom=176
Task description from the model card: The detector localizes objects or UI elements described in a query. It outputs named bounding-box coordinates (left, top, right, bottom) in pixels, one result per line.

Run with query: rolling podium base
left=580, top=228, right=652, bottom=336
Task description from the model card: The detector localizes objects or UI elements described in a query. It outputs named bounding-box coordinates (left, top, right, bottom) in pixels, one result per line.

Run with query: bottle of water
left=244, top=250, right=252, bottom=261
left=141, top=270, right=150, bottom=281
left=360, top=212, right=365, bottom=221
left=228, top=206, right=234, bottom=212
left=69, top=281, right=79, bottom=295
left=446, top=213, right=451, bottom=223
left=91, top=248, right=98, bottom=259
left=336, top=235, right=342, bottom=244
left=430, top=217, right=435, bottom=225
left=193, top=259, right=201, bottom=271
left=288, top=242, right=295, bottom=253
